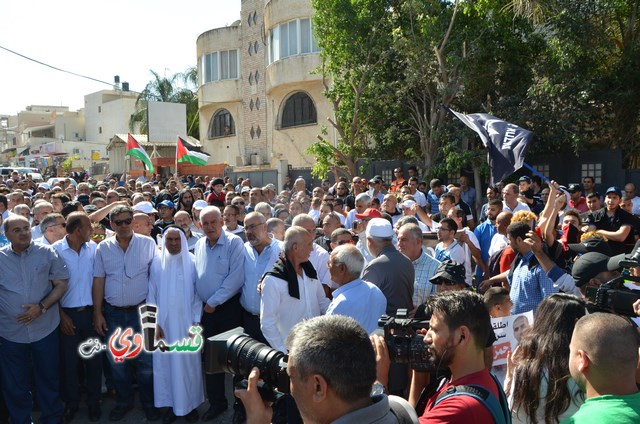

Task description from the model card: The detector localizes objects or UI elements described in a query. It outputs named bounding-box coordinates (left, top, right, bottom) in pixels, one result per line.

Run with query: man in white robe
left=148, top=227, right=203, bottom=423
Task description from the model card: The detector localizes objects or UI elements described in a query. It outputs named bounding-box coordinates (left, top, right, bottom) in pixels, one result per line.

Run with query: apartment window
left=98, top=106, right=101, bottom=113
left=581, top=162, right=602, bottom=184
left=99, top=127, right=102, bottom=134
left=281, top=92, right=317, bottom=128
left=202, top=50, right=239, bottom=84
left=209, top=109, right=235, bottom=138
left=268, top=18, right=320, bottom=64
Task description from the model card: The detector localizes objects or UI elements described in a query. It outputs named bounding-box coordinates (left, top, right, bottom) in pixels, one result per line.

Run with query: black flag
left=449, top=109, right=533, bottom=184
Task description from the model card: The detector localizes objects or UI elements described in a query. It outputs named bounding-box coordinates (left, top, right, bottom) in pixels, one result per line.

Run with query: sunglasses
left=91, top=233, right=106, bottom=240
left=233, top=201, right=245, bottom=205
left=113, top=218, right=133, bottom=226
left=439, top=278, right=459, bottom=286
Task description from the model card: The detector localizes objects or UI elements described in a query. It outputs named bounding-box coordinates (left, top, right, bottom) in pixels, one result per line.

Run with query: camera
left=204, top=327, right=289, bottom=400
left=585, top=256, right=640, bottom=317
left=376, top=309, right=434, bottom=371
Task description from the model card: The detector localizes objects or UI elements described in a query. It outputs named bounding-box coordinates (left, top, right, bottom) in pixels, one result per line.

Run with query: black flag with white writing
left=448, top=109, right=533, bottom=184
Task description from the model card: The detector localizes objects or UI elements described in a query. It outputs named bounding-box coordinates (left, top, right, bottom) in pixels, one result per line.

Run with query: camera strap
left=432, top=373, right=511, bottom=424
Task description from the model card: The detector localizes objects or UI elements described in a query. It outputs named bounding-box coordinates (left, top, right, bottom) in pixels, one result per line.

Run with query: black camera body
left=585, top=259, right=640, bottom=317
left=204, top=327, right=290, bottom=396
left=377, top=309, right=434, bottom=372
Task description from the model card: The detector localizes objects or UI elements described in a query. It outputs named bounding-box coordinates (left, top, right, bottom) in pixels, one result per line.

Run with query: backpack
left=433, top=373, right=512, bottom=424
left=487, top=247, right=506, bottom=278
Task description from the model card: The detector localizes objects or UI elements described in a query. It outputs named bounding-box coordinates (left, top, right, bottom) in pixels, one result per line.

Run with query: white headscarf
left=157, top=227, right=196, bottom=319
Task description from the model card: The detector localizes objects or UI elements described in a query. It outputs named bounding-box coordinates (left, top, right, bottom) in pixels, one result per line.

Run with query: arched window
left=209, top=109, right=235, bottom=138
left=281, top=92, right=317, bottom=128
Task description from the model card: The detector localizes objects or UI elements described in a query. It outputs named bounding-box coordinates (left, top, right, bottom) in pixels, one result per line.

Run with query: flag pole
left=522, top=162, right=551, bottom=184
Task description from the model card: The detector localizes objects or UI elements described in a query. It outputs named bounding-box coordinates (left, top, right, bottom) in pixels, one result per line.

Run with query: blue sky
left=0, top=0, right=241, bottom=114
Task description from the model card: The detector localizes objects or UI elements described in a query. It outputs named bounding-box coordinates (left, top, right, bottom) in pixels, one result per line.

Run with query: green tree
left=129, top=69, right=200, bottom=139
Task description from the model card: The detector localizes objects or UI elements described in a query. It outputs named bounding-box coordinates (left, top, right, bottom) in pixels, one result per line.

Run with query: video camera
left=585, top=251, right=640, bottom=317
left=377, top=309, right=434, bottom=372
left=204, top=327, right=289, bottom=402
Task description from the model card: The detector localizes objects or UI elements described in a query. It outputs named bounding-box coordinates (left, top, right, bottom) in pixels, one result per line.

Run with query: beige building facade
left=197, top=0, right=334, bottom=169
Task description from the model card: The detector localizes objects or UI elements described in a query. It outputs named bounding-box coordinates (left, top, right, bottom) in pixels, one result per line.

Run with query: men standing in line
left=240, top=212, right=283, bottom=344
left=326, top=244, right=387, bottom=334
left=0, top=215, right=69, bottom=424
left=53, top=212, right=102, bottom=422
left=148, top=227, right=203, bottom=423
left=396, top=223, right=440, bottom=308
left=93, top=205, right=159, bottom=421
left=194, top=206, right=245, bottom=421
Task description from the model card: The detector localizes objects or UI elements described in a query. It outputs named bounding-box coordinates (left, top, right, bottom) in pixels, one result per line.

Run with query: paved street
left=33, top=374, right=237, bottom=424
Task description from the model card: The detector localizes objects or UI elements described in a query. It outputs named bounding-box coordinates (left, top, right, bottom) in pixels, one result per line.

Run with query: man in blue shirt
left=506, top=221, right=558, bottom=314
left=426, top=178, right=447, bottom=214
left=474, top=199, right=503, bottom=282
left=326, top=244, right=386, bottom=334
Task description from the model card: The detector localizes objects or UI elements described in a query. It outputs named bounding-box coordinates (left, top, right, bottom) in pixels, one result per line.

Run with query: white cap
left=37, top=182, right=51, bottom=190
left=365, top=218, right=394, bottom=238
left=401, top=200, right=416, bottom=208
left=132, top=201, right=157, bottom=214
left=193, top=199, right=209, bottom=210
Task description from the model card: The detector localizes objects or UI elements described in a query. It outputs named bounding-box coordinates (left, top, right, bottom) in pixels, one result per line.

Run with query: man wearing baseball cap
left=352, top=208, right=382, bottom=264
left=572, top=252, right=623, bottom=297
left=583, top=186, right=635, bottom=255
left=568, top=183, right=589, bottom=213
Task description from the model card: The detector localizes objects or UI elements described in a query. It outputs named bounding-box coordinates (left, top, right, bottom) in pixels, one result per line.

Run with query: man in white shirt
left=260, top=226, right=330, bottom=353
left=502, top=183, right=531, bottom=214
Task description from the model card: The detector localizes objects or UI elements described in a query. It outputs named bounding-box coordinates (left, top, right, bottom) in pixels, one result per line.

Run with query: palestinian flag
left=125, top=134, right=154, bottom=173
left=176, top=136, right=210, bottom=166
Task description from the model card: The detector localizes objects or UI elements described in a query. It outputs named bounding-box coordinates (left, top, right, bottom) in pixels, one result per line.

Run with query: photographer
left=377, top=291, right=509, bottom=423
left=235, top=315, right=413, bottom=424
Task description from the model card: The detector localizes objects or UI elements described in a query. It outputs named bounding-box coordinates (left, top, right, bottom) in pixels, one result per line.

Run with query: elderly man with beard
left=173, top=210, right=202, bottom=252
left=147, top=227, right=203, bottom=423
left=240, top=212, right=283, bottom=344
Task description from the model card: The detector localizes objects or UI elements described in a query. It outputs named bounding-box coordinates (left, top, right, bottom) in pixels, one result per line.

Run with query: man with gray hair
left=37, top=213, right=67, bottom=246
left=345, top=192, right=372, bottom=230
left=237, top=315, right=406, bottom=424
left=326, top=244, right=386, bottom=334
left=291, top=214, right=333, bottom=290
left=254, top=202, right=273, bottom=220
left=31, top=200, right=54, bottom=239
left=397, top=223, right=440, bottom=307
left=260, top=226, right=330, bottom=353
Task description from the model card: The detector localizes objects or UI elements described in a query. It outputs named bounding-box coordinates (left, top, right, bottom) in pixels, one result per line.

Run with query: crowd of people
left=0, top=165, right=639, bottom=424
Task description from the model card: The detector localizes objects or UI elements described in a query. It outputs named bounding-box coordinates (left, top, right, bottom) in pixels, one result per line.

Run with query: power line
left=0, top=44, right=117, bottom=87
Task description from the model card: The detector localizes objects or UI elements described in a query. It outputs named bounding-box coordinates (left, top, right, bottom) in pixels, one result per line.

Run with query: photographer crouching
left=235, top=314, right=416, bottom=424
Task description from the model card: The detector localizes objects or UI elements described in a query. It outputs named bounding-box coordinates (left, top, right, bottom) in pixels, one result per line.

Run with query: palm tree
left=129, top=69, right=200, bottom=138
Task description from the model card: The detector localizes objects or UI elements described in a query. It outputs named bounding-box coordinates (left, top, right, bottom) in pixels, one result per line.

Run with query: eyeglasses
left=113, top=218, right=133, bottom=226
left=91, top=233, right=106, bottom=240
left=232, top=201, right=245, bottom=206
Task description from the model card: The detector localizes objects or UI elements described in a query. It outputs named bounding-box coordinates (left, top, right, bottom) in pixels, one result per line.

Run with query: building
left=84, top=88, right=138, bottom=143
left=196, top=0, right=334, bottom=173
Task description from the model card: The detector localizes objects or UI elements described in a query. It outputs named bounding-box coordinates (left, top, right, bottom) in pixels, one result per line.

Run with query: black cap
left=572, top=252, right=623, bottom=287
left=211, top=178, right=224, bottom=186
left=372, top=175, right=383, bottom=182
left=567, top=237, right=612, bottom=256
left=77, top=194, right=90, bottom=206
left=517, top=176, right=531, bottom=183
left=568, top=183, right=582, bottom=193
left=430, top=260, right=468, bottom=286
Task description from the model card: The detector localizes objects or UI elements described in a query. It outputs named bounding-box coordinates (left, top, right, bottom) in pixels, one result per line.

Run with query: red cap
left=355, top=208, right=382, bottom=220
